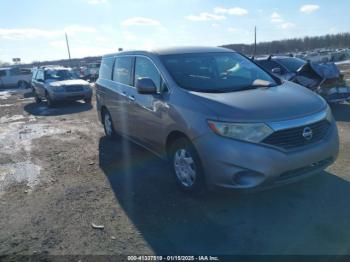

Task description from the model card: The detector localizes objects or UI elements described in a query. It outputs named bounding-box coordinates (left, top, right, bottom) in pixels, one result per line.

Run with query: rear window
left=99, top=57, right=114, bottom=80
left=256, top=60, right=284, bottom=72
left=275, top=58, right=306, bottom=72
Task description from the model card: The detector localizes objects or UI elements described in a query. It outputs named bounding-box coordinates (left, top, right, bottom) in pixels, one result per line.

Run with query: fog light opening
left=232, top=171, right=264, bottom=187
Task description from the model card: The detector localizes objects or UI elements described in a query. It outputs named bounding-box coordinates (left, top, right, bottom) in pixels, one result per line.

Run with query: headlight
left=208, top=120, right=273, bottom=143
left=50, top=85, right=65, bottom=92
left=326, top=106, right=333, bottom=123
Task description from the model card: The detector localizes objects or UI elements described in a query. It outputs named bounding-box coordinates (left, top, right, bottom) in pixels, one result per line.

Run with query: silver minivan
left=96, top=47, right=339, bottom=193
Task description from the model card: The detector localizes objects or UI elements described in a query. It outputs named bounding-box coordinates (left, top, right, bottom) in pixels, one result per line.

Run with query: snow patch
left=0, top=122, right=66, bottom=154
left=0, top=90, right=16, bottom=100
left=0, top=114, right=26, bottom=124
left=336, top=60, right=350, bottom=65
left=0, top=162, right=41, bottom=194
left=0, top=104, right=12, bottom=107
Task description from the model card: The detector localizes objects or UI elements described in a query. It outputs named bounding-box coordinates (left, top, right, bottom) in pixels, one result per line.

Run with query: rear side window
left=99, top=57, right=114, bottom=80
left=113, top=57, right=133, bottom=85
left=135, top=57, right=161, bottom=90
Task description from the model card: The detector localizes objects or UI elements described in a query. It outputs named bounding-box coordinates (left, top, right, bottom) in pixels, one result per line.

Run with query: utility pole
left=254, top=26, right=257, bottom=56
left=65, top=32, right=72, bottom=66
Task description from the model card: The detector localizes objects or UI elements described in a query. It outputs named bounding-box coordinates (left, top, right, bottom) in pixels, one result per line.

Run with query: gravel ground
left=0, top=68, right=350, bottom=257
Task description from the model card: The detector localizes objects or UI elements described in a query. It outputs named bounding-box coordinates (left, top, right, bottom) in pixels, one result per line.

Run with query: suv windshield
left=161, top=52, right=278, bottom=93
left=45, top=69, right=78, bottom=81
left=275, top=58, right=306, bottom=72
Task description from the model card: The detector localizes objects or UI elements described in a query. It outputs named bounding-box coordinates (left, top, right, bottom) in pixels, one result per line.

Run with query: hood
left=48, top=79, right=90, bottom=87
left=189, top=82, right=327, bottom=122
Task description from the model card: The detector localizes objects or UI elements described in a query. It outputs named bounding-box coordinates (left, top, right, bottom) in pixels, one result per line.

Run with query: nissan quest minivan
left=96, top=47, right=339, bottom=193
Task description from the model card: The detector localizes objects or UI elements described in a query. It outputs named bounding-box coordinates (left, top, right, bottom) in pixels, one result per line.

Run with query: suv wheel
left=46, top=92, right=55, bottom=107
left=17, top=81, right=28, bottom=89
left=169, top=138, right=205, bottom=193
left=84, top=97, right=92, bottom=104
left=34, top=93, right=42, bottom=104
left=103, top=109, right=116, bottom=139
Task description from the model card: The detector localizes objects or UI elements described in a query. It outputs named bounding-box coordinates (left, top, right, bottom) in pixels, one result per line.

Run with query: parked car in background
left=32, top=66, right=92, bottom=107
left=96, top=47, right=339, bottom=193
left=255, top=55, right=350, bottom=104
left=0, top=67, right=32, bottom=89
left=80, top=62, right=101, bottom=82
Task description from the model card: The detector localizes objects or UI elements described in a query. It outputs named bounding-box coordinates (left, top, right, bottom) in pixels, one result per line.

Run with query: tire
left=46, top=92, right=55, bottom=107
left=169, top=137, right=206, bottom=194
left=102, top=109, right=117, bottom=139
left=17, top=81, right=28, bottom=89
left=84, top=97, right=92, bottom=104
left=34, top=93, right=42, bottom=104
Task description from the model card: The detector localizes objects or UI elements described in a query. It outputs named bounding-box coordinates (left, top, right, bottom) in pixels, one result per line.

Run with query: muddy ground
left=1, top=68, right=350, bottom=258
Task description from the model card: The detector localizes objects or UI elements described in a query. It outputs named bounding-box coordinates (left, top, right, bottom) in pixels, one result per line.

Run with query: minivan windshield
left=161, top=52, right=278, bottom=93
left=45, top=69, right=78, bottom=81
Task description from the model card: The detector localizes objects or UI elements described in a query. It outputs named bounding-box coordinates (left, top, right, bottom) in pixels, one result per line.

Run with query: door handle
left=122, top=91, right=127, bottom=97
left=128, top=95, right=135, bottom=102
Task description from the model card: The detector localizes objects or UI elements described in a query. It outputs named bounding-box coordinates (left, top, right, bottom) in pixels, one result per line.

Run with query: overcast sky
left=0, top=0, right=349, bottom=63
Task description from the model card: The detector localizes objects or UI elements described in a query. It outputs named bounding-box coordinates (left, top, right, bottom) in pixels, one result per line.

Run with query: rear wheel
left=169, top=138, right=206, bottom=194
left=17, top=81, right=28, bottom=89
left=102, top=109, right=117, bottom=139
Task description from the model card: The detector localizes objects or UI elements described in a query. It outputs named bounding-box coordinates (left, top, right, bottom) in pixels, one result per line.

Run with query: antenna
left=254, top=26, right=257, bottom=56
left=65, top=32, right=72, bottom=65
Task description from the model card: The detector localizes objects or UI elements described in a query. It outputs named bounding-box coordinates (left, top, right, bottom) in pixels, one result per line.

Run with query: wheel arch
left=165, top=131, right=191, bottom=158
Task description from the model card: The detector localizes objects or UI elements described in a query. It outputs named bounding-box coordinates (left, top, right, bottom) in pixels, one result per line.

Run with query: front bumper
left=193, top=122, right=339, bottom=191
left=49, top=89, right=92, bottom=102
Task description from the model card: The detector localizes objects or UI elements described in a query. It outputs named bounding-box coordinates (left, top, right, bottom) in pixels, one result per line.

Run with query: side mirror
left=37, top=79, right=44, bottom=83
left=271, top=67, right=282, bottom=75
left=136, top=77, right=157, bottom=94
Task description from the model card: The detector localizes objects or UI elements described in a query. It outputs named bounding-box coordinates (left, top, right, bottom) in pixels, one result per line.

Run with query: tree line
left=222, top=32, right=350, bottom=55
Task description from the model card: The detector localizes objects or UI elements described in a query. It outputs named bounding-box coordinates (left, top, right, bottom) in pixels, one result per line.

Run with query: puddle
left=0, top=161, right=41, bottom=194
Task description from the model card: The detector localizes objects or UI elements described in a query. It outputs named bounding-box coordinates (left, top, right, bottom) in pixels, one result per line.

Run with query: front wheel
left=169, top=138, right=206, bottom=194
left=34, top=93, right=42, bottom=104
left=84, top=97, right=92, bottom=104
left=46, top=92, right=55, bottom=107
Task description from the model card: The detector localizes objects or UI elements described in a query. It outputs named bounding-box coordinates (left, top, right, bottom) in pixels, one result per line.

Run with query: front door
left=128, top=56, right=169, bottom=154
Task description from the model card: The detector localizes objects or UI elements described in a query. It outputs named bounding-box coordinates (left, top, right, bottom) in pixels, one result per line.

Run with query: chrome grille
left=262, top=120, right=331, bottom=150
